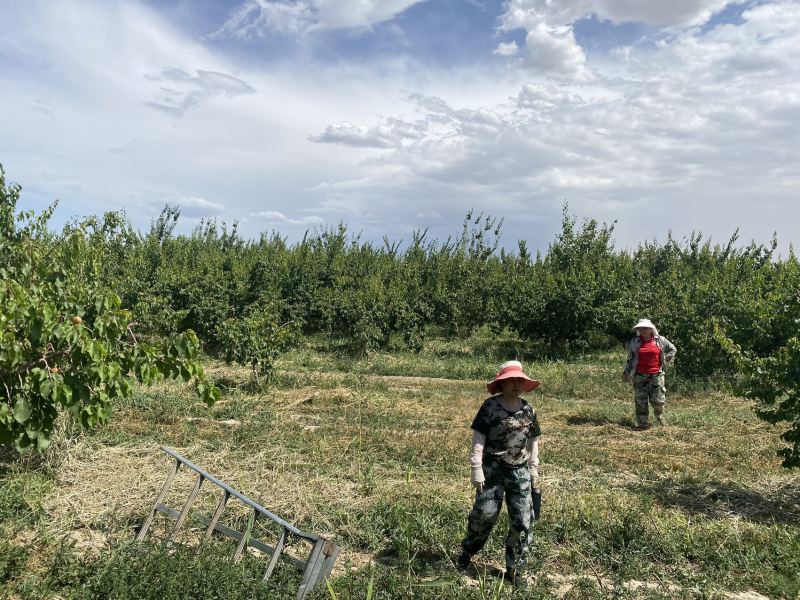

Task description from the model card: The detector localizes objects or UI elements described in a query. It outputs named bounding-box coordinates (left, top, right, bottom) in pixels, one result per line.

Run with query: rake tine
left=136, top=458, right=180, bottom=542
left=262, top=527, right=287, bottom=582
left=233, top=509, right=257, bottom=563
left=202, top=489, right=230, bottom=543
left=139, top=448, right=340, bottom=599
left=168, top=472, right=204, bottom=542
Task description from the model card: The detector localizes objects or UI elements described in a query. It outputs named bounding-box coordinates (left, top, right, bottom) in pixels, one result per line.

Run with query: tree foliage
left=718, top=281, right=800, bottom=468
left=0, top=167, right=219, bottom=452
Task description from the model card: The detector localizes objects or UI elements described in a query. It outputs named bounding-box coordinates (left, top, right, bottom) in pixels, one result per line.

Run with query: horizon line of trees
left=87, top=202, right=798, bottom=372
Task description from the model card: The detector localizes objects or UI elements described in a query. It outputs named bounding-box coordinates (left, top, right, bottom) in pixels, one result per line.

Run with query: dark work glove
left=531, top=488, right=542, bottom=521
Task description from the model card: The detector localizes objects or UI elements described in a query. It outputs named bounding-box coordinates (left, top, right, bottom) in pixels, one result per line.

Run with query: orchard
left=1, top=162, right=799, bottom=466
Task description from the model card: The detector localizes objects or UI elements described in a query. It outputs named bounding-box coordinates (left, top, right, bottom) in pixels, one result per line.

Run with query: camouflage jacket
left=623, top=335, right=677, bottom=377
left=471, top=396, right=541, bottom=467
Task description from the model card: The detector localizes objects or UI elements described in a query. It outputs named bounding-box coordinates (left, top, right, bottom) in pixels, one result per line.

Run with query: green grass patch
left=0, top=471, right=53, bottom=528
left=8, top=540, right=301, bottom=600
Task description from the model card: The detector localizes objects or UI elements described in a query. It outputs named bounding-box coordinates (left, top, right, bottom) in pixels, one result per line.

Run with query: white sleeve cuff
left=471, top=465, right=485, bottom=484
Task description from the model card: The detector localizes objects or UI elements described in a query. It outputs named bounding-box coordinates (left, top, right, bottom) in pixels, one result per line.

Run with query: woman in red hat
left=457, top=360, right=541, bottom=588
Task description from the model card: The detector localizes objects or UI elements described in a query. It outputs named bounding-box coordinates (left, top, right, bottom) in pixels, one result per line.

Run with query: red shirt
left=636, top=337, right=662, bottom=374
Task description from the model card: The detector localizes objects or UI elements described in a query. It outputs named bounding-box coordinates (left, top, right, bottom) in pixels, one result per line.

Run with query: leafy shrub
left=719, top=329, right=800, bottom=468
left=5, top=161, right=800, bottom=389
left=0, top=167, right=219, bottom=451
left=217, top=305, right=297, bottom=381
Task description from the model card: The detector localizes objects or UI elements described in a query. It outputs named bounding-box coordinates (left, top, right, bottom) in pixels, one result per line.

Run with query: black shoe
left=503, top=570, right=526, bottom=588
left=456, top=551, right=471, bottom=571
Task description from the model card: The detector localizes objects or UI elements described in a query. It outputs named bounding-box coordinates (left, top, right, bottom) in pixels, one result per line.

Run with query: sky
left=1, top=0, right=798, bottom=253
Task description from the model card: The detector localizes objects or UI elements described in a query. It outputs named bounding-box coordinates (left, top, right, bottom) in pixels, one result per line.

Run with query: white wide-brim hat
left=632, top=318, right=658, bottom=334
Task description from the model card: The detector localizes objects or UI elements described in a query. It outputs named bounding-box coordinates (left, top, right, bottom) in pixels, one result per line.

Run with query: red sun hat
left=486, top=360, right=541, bottom=395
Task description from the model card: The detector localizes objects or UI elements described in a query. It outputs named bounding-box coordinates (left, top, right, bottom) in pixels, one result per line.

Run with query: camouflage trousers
left=633, top=372, right=666, bottom=427
left=461, top=456, right=531, bottom=572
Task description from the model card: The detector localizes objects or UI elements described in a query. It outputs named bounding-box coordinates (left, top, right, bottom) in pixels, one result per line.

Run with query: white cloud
left=515, top=84, right=587, bottom=110
left=212, top=0, right=426, bottom=37
left=211, top=0, right=316, bottom=37
left=146, top=68, right=255, bottom=115
left=252, top=210, right=325, bottom=225
left=496, top=0, right=745, bottom=78
left=2, top=0, right=799, bottom=254
left=308, top=1, right=800, bottom=247
left=310, top=117, right=427, bottom=148
left=131, top=193, right=226, bottom=220
left=493, top=41, right=519, bottom=56
left=522, top=23, right=588, bottom=76
left=498, top=0, right=741, bottom=30
left=595, top=0, right=738, bottom=27
left=178, top=196, right=226, bottom=217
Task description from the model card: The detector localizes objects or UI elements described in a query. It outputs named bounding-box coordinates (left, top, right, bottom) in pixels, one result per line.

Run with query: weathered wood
left=140, top=447, right=340, bottom=600
left=296, top=539, right=327, bottom=600
left=136, top=458, right=180, bottom=541
left=320, top=539, right=341, bottom=584
left=233, top=509, right=257, bottom=563
left=168, top=472, right=204, bottom=541
left=262, top=527, right=286, bottom=582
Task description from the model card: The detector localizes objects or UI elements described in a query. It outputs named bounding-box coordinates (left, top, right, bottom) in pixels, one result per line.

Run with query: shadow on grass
left=0, top=445, right=18, bottom=476
left=375, top=547, right=449, bottom=568
left=565, top=414, right=636, bottom=429
left=374, top=547, right=507, bottom=586
left=459, top=562, right=506, bottom=584
left=211, top=375, right=243, bottom=390
left=633, top=478, right=800, bottom=526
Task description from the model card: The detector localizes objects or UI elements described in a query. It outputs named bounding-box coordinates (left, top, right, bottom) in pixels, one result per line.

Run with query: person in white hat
left=623, top=319, right=677, bottom=428
left=457, top=360, right=542, bottom=588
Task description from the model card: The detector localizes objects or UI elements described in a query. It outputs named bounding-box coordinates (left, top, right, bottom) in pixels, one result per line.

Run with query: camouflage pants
left=633, top=372, right=666, bottom=426
left=461, top=456, right=531, bottom=572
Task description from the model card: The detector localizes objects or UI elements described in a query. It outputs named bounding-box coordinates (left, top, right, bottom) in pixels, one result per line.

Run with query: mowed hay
left=46, top=443, right=168, bottom=533
left=46, top=442, right=333, bottom=533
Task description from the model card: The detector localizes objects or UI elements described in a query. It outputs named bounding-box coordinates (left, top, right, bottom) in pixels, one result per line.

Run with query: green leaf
left=56, top=383, right=73, bottom=406
left=36, top=432, right=51, bottom=452
left=39, top=379, right=54, bottom=400
left=325, top=578, right=339, bottom=600
left=13, top=398, right=32, bottom=424
left=366, top=568, right=375, bottom=600
left=42, top=303, right=54, bottom=322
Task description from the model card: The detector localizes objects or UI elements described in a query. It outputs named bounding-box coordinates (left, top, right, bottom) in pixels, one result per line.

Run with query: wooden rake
left=136, top=447, right=340, bottom=600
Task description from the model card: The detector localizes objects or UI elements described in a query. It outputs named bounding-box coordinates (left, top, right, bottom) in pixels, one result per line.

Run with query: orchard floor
left=2, top=338, right=799, bottom=599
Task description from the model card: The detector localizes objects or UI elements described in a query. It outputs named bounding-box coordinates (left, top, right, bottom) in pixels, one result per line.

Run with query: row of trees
left=89, top=206, right=799, bottom=377
left=1, top=165, right=798, bottom=465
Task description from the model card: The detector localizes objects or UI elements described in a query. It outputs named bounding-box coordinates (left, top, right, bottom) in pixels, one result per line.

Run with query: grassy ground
left=1, top=334, right=799, bottom=599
